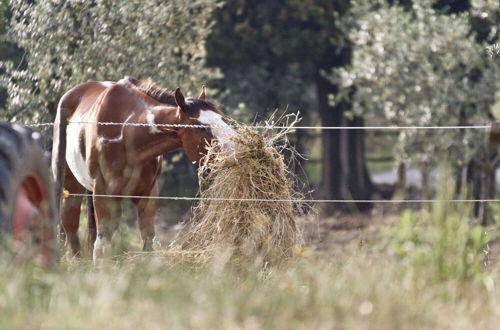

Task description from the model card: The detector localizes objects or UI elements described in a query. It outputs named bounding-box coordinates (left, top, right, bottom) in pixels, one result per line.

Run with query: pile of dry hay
left=172, top=115, right=304, bottom=266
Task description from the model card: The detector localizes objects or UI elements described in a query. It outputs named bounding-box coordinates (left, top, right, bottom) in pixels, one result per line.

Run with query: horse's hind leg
left=61, top=196, right=82, bottom=256
left=61, top=168, right=85, bottom=256
left=92, top=193, right=122, bottom=260
left=86, top=191, right=97, bottom=256
left=134, top=189, right=157, bottom=251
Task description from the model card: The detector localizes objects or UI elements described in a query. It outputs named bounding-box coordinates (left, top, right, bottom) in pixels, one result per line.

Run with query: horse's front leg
left=92, top=188, right=122, bottom=260
left=134, top=184, right=158, bottom=251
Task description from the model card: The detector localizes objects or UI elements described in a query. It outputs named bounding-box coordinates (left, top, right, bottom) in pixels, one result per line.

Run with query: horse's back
left=58, top=81, right=113, bottom=119
left=94, top=82, right=145, bottom=123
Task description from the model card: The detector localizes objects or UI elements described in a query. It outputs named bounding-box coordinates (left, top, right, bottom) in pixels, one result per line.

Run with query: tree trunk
left=316, top=75, right=344, bottom=215
left=421, top=161, right=432, bottom=200
left=316, top=75, right=374, bottom=215
left=347, top=116, right=373, bottom=211
left=467, top=150, right=497, bottom=226
left=395, top=161, right=406, bottom=197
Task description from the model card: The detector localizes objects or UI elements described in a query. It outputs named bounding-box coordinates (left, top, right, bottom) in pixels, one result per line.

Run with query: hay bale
left=174, top=116, right=304, bottom=265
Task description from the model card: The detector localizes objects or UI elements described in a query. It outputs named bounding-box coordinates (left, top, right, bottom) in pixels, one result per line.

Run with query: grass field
left=1, top=198, right=500, bottom=329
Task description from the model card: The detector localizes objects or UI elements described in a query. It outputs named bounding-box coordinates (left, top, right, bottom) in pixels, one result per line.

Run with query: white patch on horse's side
left=98, top=113, right=134, bottom=144
left=197, top=110, right=237, bottom=150
left=66, top=120, right=94, bottom=191
left=146, top=111, right=162, bottom=134
left=100, top=81, right=114, bottom=88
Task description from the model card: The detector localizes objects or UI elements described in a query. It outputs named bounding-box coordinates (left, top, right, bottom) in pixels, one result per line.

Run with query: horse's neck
left=134, top=106, right=183, bottom=161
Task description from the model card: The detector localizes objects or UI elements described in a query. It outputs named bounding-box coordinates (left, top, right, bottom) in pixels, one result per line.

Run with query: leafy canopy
left=1, top=0, right=219, bottom=123
left=333, top=0, right=499, bottom=166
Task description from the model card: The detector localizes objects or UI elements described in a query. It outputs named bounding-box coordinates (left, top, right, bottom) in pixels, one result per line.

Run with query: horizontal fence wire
left=68, top=193, right=500, bottom=203
left=24, top=121, right=491, bottom=131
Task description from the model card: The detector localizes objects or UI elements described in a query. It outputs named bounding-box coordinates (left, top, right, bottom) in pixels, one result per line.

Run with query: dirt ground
left=139, top=203, right=500, bottom=268
left=155, top=205, right=396, bottom=257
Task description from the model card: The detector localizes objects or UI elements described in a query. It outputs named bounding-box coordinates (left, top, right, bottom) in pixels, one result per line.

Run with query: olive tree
left=1, top=0, right=219, bottom=123
left=333, top=0, right=499, bottom=196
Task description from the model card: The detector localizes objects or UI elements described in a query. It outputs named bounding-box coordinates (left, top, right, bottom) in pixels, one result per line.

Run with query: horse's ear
left=198, top=86, right=206, bottom=101
left=174, top=88, right=188, bottom=112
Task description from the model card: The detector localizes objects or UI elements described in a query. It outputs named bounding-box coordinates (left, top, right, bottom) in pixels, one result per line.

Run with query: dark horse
left=52, top=77, right=235, bottom=259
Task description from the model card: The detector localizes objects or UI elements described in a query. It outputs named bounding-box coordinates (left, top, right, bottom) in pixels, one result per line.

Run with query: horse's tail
left=86, top=190, right=96, bottom=252
left=51, top=106, right=68, bottom=203
left=51, top=104, right=69, bottom=243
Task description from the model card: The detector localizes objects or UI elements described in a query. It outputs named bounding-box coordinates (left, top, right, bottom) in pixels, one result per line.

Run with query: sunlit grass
left=0, top=251, right=498, bottom=329
left=1, top=215, right=499, bottom=330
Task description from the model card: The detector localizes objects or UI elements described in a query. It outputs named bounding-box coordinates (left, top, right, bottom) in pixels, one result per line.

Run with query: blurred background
left=0, top=0, right=499, bottom=223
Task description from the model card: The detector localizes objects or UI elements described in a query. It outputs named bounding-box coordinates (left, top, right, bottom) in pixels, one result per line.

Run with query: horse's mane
left=124, top=76, right=219, bottom=112
left=125, top=77, right=176, bottom=105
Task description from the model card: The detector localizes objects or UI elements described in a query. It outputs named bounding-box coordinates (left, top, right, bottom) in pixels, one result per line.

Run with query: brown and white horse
left=52, top=77, right=235, bottom=259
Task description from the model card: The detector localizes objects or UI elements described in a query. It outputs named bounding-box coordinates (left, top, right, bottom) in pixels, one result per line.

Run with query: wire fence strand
left=25, top=121, right=491, bottom=131
left=68, top=192, right=500, bottom=203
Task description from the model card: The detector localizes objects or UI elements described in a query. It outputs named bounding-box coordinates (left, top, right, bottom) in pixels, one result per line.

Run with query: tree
left=207, top=0, right=375, bottom=213
left=0, top=2, right=23, bottom=110
left=1, top=0, right=218, bottom=123
left=333, top=0, right=499, bottom=218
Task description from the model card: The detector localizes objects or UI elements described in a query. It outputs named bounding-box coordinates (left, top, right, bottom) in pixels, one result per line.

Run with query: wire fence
left=67, top=192, right=500, bottom=204
left=26, top=120, right=492, bottom=131
left=23, top=119, right=497, bottom=204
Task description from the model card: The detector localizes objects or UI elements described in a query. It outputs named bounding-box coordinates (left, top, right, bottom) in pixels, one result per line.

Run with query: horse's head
left=174, top=87, right=236, bottom=163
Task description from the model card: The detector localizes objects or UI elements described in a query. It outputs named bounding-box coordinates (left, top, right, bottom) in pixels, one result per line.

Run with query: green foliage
left=487, top=43, right=500, bottom=57
left=393, top=210, right=423, bottom=256
left=206, top=0, right=349, bottom=120
left=391, top=170, right=489, bottom=282
left=333, top=0, right=500, bottom=168
left=0, top=1, right=6, bottom=36
left=1, top=0, right=219, bottom=123
left=208, top=0, right=347, bottom=69
left=393, top=209, right=489, bottom=282
left=470, top=0, right=499, bottom=43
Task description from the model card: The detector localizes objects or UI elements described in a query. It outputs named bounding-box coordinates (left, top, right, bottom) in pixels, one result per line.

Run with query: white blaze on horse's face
left=197, top=110, right=237, bottom=150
